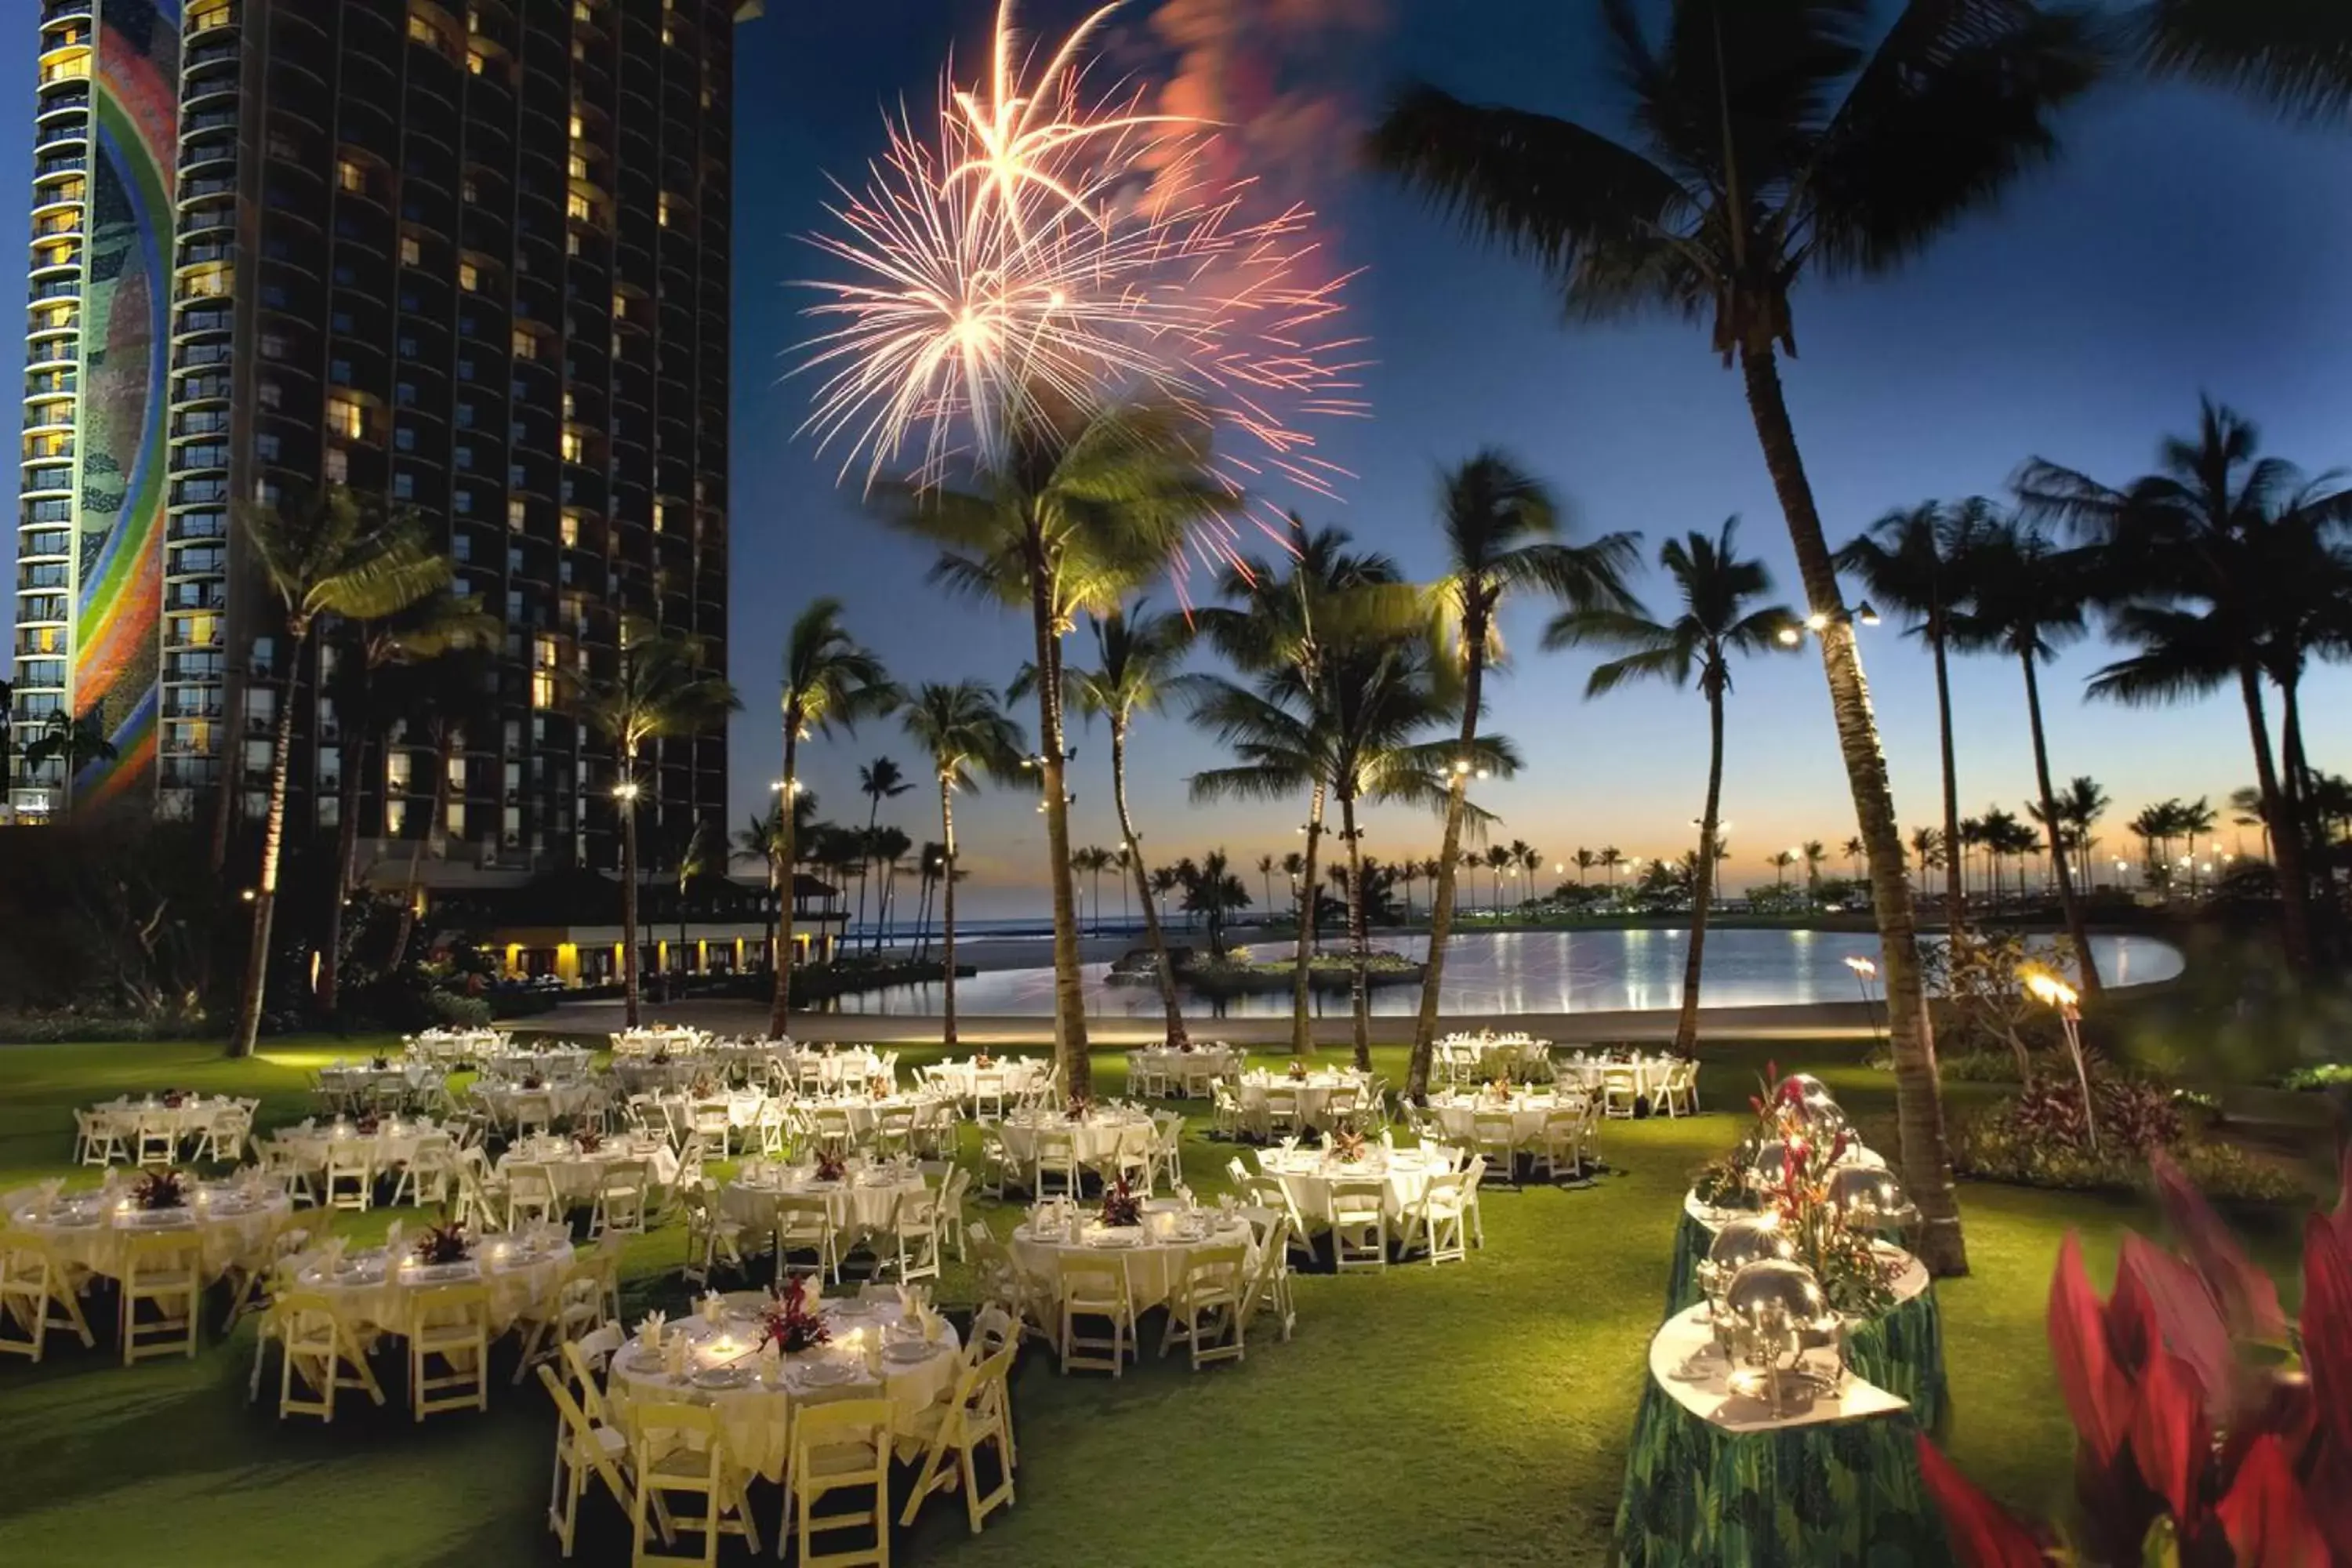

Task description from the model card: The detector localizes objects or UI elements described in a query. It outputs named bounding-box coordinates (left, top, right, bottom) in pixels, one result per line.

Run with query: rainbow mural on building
left=70, top=0, right=179, bottom=808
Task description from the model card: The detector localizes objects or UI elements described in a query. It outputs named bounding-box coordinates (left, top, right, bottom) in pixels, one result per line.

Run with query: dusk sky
left=7, top=3, right=2349, bottom=917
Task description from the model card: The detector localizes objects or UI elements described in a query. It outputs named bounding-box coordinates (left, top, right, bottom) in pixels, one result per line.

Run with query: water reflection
left=816, top=929, right=2183, bottom=1018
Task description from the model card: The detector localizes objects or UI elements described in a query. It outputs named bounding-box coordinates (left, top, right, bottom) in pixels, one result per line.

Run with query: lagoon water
left=816, top=927, right=2183, bottom=1018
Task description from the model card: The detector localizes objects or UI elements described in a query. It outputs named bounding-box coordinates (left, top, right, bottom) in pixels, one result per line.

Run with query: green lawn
left=0, top=1033, right=2256, bottom=1566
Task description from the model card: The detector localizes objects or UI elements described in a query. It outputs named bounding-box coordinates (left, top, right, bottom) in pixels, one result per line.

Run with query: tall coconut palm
left=900, top=680, right=1026, bottom=1046
left=672, top=817, right=720, bottom=982
left=882, top=399, right=1224, bottom=1098
left=2140, top=0, right=2352, bottom=123
left=1801, top=840, right=1828, bottom=902
left=1255, top=854, right=1277, bottom=920
left=229, top=485, right=452, bottom=1057
left=1404, top=451, right=1638, bottom=1098
left=768, top=598, right=898, bottom=1033
left=869, top=826, right=914, bottom=952
left=379, top=646, right=496, bottom=975
left=1057, top=604, right=1202, bottom=1045
left=1954, top=517, right=2104, bottom=993
left=19, top=707, right=118, bottom=796
left=1842, top=835, right=1867, bottom=880
left=1768, top=850, right=1799, bottom=890
left=314, top=589, right=497, bottom=1015
left=1180, top=851, right=1252, bottom=960
left=575, top=625, right=740, bottom=1028
left=1549, top=520, right=1796, bottom=1052
left=1195, top=526, right=1409, bottom=1058
left=1598, top=847, right=1622, bottom=890
left=1835, top=499, right=1994, bottom=946
left=1369, top=4, right=2102, bottom=1273
left=1070, top=847, right=1113, bottom=935
left=851, top=758, right=912, bottom=956
left=2018, top=399, right=2352, bottom=971
left=1481, top=845, right=1511, bottom=914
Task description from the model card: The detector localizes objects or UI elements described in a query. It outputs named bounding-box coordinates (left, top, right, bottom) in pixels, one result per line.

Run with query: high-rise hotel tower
left=9, top=0, right=749, bottom=880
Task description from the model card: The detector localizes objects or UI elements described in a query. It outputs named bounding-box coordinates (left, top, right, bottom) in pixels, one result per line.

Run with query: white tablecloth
left=1649, top=1301, right=1907, bottom=1432
left=1010, top=1214, right=1257, bottom=1316
left=721, top=1167, right=925, bottom=1237
left=778, top=1048, right=889, bottom=1090
left=924, top=1058, right=1050, bottom=1102
left=85, top=1096, right=238, bottom=1145
left=270, top=1118, right=448, bottom=1177
left=1235, top=1069, right=1373, bottom=1134
left=405, top=1029, right=508, bottom=1065
left=498, top=1134, right=678, bottom=1205
left=1257, top=1146, right=1445, bottom=1221
left=799, top=1093, right=950, bottom=1149
left=604, top=1300, right=961, bottom=1483
left=477, top=1047, right=591, bottom=1083
left=472, top=1081, right=603, bottom=1127
left=9, top=1183, right=292, bottom=1283
left=1556, top=1055, right=1677, bottom=1100
left=610, top=1027, right=710, bottom=1059
left=314, top=1065, right=434, bottom=1103
left=1428, top=1089, right=1577, bottom=1146
left=997, top=1109, right=1155, bottom=1169
left=291, top=1229, right=574, bottom=1336
left=1127, top=1046, right=1243, bottom=1097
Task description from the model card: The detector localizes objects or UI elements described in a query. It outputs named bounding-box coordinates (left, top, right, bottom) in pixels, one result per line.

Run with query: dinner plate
left=795, top=1361, right=860, bottom=1388
left=692, top=1366, right=750, bottom=1390
left=1089, top=1230, right=1142, bottom=1248
left=883, top=1340, right=933, bottom=1364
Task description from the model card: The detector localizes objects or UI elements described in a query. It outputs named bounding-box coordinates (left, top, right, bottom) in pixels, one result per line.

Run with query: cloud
left=1140, top=0, right=1391, bottom=200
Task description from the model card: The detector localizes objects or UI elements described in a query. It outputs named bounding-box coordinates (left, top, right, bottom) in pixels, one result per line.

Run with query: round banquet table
left=7, top=1181, right=293, bottom=1283
left=1555, top=1054, right=1677, bottom=1102
left=471, top=1080, right=603, bottom=1127
left=1255, top=1145, right=1446, bottom=1221
left=1611, top=1296, right=1947, bottom=1566
left=799, top=1093, right=952, bottom=1146
left=498, top=1134, right=679, bottom=1206
left=996, top=1109, right=1155, bottom=1171
left=613, top=1059, right=708, bottom=1094
left=603, top=1298, right=962, bottom=1482
left=721, top=1165, right=926, bottom=1238
left=1427, top=1087, right=1572, bottom=1147
left=1436, top=1036, right=1552, bottom=1080
left=1009, top=1211, right=1258, bottom=1316
left=925, top=1057, right=1051, bottom=1102
left=778, top=1048, right=889, bottom=1090
left=1127, top=1046, right=1243, bottom=1098
left=270, top=1116, right=450, bottom=1178
left=1234, top=1069, right=1373, bottom=1135
left=403, top=1029, right=507, bottom=1065
left=85, top=1094, right=240, bottom=1149
left=290, top=1226, right=575, bottom=1337
left=609, top=1028, right=710, bottom=1059
left=477, top=1047, right=591, bottom=1083
left=314, top=1065, right=432, bottom=1102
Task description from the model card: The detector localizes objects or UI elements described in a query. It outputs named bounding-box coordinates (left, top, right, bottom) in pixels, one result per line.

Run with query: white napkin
left=701, top=1290, right=726, bottom=1325
left=638, top=1309, right=668, bottom=1350
left=1380, top=1128, right=1395, bottom=1149
left=383, top=1219, right=405, bottom=1256
left=319, top=1236, right=348, bottom=1269
left=919, top=1305, right=942, bottom=1345
left=663, top=1336, right=689, bottom=1379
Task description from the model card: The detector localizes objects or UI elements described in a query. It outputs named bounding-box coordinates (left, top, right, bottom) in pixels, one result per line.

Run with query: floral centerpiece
left=412, top=1221, right=470, bottom=1266
left=1065, top=1095, right=1094, bottom=1123
left=1487, top=1076, right=1513, bottom=1100
left=759, top=1276, right=831, bottom=1354
left=575, top=1129, right=603, bottom=1155
left=1287, top=1061, right=1308, bottom=1083
left=521, top=1073, right=546, bottom=1091
left=813, top=1149, right=847, bottom=1182
left=650, top=1047, right=673, bottom=1066
left=132, top=1168, right=187, bottom=1211
left=1330, top=1127, right=1370, bottom=1164
left=1748, top=1072, right=1896, bottom=1318
left=869, top=1075, right=892, bottom=1099
left=1690, top=1150, right=1754, bottom=1210
left=161, top=1090, right=188, bottom=1109
left=354, top=1113, right=382, bottom=1135
left=371, top=1054, right=391, bottom=1071
left=974, top=1052, right=994, bottom=1069
left=1099, top=1176, right=1143, bottom=1229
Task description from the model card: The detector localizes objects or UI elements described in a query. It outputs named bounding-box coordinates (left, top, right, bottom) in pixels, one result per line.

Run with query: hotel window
left=559, top=514, right=579, bottom=547
left=656, top=195, right=671, bottom=229
left=566, top=192, right=592, bottom=223
left=511, top=330, right=536, bottom=361
left=532, top=637, right=559, bottom=708
left=466, top=49, right=488, bottom=77
left=561, top=430, right=584, bottom=463
left=400, top=236, right=422, bottom=266
left=189, top=0, right=230, bottom=30
left=508, top=498, right=527, bottom=529
left=260, top=333, right=288, bottom=361
left=323, top=448, right=349, bottom=485
left=386, top=752, right=412, bottom=793
left=325, top=396, right=364, bottom=441
left=337, top=159, right=368, bottom=195
left=568, top=153, right=590, bottom=180
left=458, top=262, right=480, bottom=292
left=445, top=801, right=466, bottom=837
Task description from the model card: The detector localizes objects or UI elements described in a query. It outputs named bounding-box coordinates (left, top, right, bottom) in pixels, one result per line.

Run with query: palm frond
left=2142, top=0, right=2352, bottom=124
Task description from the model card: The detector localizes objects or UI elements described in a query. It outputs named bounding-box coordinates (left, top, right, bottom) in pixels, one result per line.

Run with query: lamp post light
left=2024, top=968, right=2095, bottom=1154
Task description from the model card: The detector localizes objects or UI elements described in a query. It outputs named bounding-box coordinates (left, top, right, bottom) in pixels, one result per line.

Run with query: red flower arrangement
left=975, top=1053, right=994, bottom=1069
left=132, top=1168, right=187, bottom=1211
left=370, top=1055, right=392, bottom=1071
left=521, top=1073, right=546, bottom=1091
left=1099, top=1176, right=1144, bottom=1229
left=1065, top=1095, right=1094, bottom=1123
left=1919, top=1150, right=2330, bottom=1566
left=814, top=1149, right=847, bottom=1182
left=1287, top=1061, right=1309, bottom=1083
left=412, top=1221, right=470, bottom=1266
left=354, top=1113, right=382, bottom=1135
left=161, top=1090, right=188, bottom=1109
left=760, top=1276, right=832, bottom=1354
left=575, top=1129, right=603, bottom=1154
left=1330, top=1127, right=1370, bottom=1164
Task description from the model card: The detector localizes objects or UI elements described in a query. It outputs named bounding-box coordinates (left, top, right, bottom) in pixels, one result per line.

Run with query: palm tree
left=1370, top=0, right=2101, bottom=1278
left=672, top=817, right=719, bottom=983
left=869, top=826, right=914, bottom=953
left=1909, top=826, right=1944, bottom=893
left=1842, top=835, right=1867, bottom=880
left=2018, top=400, right=2352, bottom=970
left=379, top=647, right=495, bottom=975
left=1481, top=844, right=1511, bottom=915
left=851, top=758, right=912, bottom=956
left=2140, top=0, right=2352, bottom=123
left=1573, top=848, right=1596, bottom=885
left=2230, top=784, right=2272, bottom=861
left=1255, top=854, right=1277, bottom=921
left=900, top=680, right=1026, bottom=1046
left=1195, top=526, right=1408, bottom=1058
left=1398, top=857, right=1419, bottom=921
left=18, top=707, right=119, bottom=796
left=1836, top=499, right=1993, bottom=945
left=1768, top=850, right=1798, bottom=891
left=1800, top=840, right=1828, bottom=902
left=1070, top=847, right=1113, bottom=936
left=229, top=485, right=452, bottom=1057
left=1059, top=604, right=1202, bottom=1046
left=1954, top=516, right=2104, bottom=997
left=1149, top=865, right=1181, bottom=927
left=1549, top=519, right=1796, bottom=1052
left=1598, top=847, right=1622, bottom=891
left=882, top=399, right=1224, bottom=1098
left=1180, top=851, right=1252, bottom=960
left=314, top=589, right=496, bottom=1014
left=1406, top=451, right=1638, bottom=1098
left=575, top=625, right=740, bottom=1028
left=734, top=800, right=804, bottom=975
left=768, top=598, right=898, bottom=1034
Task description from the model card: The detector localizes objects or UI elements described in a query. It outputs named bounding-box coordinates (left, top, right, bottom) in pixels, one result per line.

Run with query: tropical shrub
left=2282, top=1063, right=2352, bottom=1093
left=1919, top=1153, right=2346, bottom=1564
left=1953, top=1075, right=2298, bottom=1203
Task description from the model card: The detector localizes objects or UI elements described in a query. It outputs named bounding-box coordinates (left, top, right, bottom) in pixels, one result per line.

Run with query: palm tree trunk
left=1409, top=643, right=1483, bottom=1100
left=1292, top=785, right=1327, bottom=1059
left=1739, top=344, right=1965, bottom=1277
left=855, top=800, right=880, bottom=956
left=620, top=781, right=642, bottom=1028
left=938, top=779, right=960, bottom=1048
left=387, top=726, right=453, bottom=975
left=2021, top=654, right=2103, bottom=999
left=1675, top=685, right=1727, bottom=1054
left=768, top=728, right=801, bottom=1036
left=317, top=727, right=367, bottom=1017
left=2240, top=663, right=2314, bottom=970
left=1341, top=797, right=1371, bottom=1072
left=1927, top=626, right=1965, bottom=945
left=232, top=630, right=311, bottom=1057
left=1111, top=722, right=1188, bottom=1047
left=1028, top=566, right=1092, bottom=1097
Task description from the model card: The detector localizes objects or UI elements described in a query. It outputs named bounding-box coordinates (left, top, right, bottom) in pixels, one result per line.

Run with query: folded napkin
left=918, top=1304, right=943, bottom=1345
left=319, top=1236, right=349, bottom=1269
left=637, top=1309, right=668, bottom=1350
left=1379, top=1128, right=1395, bottom=1149
left=383, top=1219, right=405, bottom=1256
left=700, top=1290, right=726, bottom=1325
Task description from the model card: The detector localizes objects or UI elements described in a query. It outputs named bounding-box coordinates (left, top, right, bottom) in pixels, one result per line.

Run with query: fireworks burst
left=793, top=0, right=1370, bottom=568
